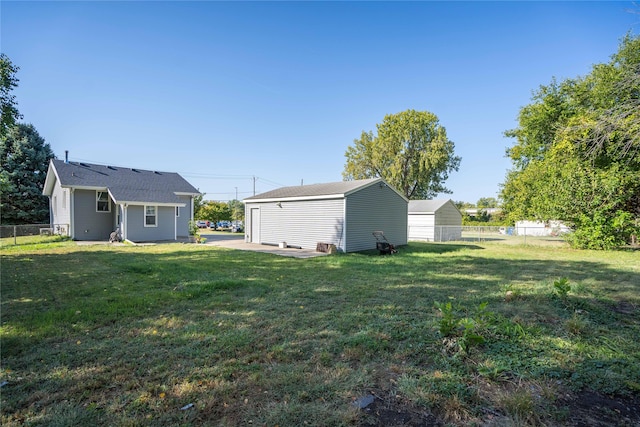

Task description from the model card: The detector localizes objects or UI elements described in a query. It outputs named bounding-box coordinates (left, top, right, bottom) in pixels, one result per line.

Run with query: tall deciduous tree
left=199, top=200, right=231, bottom=226
left=228, top=199, right=244, bottom=222
left=476, top=197, right=499, bottom=209
left=343, top=109, right=461, bottom=199
left=501, top=35, right=640, bottom=249
left=0, top=54, right=22, bottom=138
left=193, top=194, right=205, bottom=219
left=1, top=123, right=55, bottom=224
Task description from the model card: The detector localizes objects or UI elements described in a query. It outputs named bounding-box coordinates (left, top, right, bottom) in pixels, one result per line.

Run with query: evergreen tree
left=0, top=54, right=22, bottom=138
left=1, top=123, right=55, bottom=224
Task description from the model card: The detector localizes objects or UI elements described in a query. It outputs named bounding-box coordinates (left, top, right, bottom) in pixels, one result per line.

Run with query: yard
left=1, top=237, right=639, bottom=426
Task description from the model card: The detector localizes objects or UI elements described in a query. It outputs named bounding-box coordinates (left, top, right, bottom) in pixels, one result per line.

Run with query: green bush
left=565, top=211, right=638, bottom=250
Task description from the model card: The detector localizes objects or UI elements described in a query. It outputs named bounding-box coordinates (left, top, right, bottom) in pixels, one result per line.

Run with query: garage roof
left=245, top=178, right=408, bottom=202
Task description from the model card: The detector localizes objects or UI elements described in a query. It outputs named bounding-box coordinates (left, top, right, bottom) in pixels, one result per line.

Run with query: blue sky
left=2, top=1, right=638, bottom=202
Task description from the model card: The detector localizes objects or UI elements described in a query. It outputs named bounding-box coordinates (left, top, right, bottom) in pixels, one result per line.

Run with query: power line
left=68, top=156, right=288, bottom=194
left=180, top=173, right=254, bottom=179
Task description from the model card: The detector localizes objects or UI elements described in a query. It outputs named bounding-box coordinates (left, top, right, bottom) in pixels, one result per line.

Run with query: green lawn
left=1, top=239, right=639, bottom=426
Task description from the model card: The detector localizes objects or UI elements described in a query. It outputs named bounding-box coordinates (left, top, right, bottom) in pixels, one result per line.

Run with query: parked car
left=196, top=220, right=207, bottom=228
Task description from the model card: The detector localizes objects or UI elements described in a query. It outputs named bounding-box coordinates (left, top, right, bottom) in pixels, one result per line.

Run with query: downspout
left=118, top=204, right=124, bottom=235
left=70, top=188, right=75, bottom=239
left=174, top=206, right=177, bottom=241
left=123, top=204, right=128, bottom=241
left=341, top=197, right=347, bottom=252
left=48, top=194, right=53, bottom=226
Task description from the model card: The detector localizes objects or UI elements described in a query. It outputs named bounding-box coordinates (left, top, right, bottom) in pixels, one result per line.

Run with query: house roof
left=244, top=178, right=407, bottom=202
left=43, top=159, right=200, bottom=205
left=408, top=199, right=455, bottom=214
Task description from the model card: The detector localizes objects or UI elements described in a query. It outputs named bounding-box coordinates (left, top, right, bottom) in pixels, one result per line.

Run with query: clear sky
left=2, top=1, right=638, bottom=203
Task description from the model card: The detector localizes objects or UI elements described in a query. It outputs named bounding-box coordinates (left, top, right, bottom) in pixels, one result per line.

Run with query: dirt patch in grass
left=355, top=386, right=640, bottom=426
left=559, top=390, right=640, bottom=427
left=356, top=391, right=442, bottom=427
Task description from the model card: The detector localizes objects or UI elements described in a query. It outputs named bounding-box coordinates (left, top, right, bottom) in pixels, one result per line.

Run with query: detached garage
left=408, top=200, right=462, bottom=242
left=243, top=178, right=408, bottom=253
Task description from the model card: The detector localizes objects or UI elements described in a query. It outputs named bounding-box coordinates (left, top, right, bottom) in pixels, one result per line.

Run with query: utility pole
left=253, top=176, right=256, bottom=196
left=234, top=187, right=238, bottom=222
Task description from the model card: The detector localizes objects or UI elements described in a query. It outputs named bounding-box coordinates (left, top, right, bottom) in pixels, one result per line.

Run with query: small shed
left=408, top=199, right=462, bottom=242
left=243, top=178, right=408, bottom=253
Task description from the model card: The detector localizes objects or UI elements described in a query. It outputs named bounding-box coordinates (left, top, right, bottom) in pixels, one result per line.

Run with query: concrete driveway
left=199, top=233, right=328, bottom=259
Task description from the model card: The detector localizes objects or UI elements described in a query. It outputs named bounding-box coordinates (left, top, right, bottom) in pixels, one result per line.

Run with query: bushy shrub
left=566, top=211, right=638, bottom=250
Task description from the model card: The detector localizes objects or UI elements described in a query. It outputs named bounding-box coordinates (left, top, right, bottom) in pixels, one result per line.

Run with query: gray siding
left=175, top=195, right=192, bottom=238
left=50, top=176, right=71, bottom=229
left=245, top=199, right=345, bottom=251
left=125, top=205, right=176, bottom=242
left=345, top=184, right=408, bottom=252
left=434, top=202, right=462, bottom=226
left=434, top=202, right=462, bottom=241
left=73, top=189, right=115, bottom=240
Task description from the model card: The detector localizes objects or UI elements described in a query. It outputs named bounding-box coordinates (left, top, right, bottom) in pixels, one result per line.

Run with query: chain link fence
left=1, top=223, right=70, bottom=244
left=2, top=223, right=571, bottom=247
left=411, top=225, right=571, bottom=246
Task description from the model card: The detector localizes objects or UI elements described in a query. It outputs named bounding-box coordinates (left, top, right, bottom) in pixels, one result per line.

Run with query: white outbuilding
left=243, top=178, right=408, bottom=253
left=515, top=220, right=570, bottom=236
left=408, top=199, right=462, bottom=242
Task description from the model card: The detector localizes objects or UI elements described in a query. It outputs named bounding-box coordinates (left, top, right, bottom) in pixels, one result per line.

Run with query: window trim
left=144, top=205, right=158, bottom=227
left=96, top=191, right=110, bottom=213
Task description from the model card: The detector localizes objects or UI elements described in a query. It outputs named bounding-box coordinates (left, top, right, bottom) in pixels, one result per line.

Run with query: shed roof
left=43, top=159, right=200, bottom=205
left=408, top=199, right=454, bottom=214
left=245, top=178, right=409, bottom=202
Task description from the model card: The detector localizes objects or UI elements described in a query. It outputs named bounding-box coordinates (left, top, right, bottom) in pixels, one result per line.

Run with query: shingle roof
left=47, top=159, right=199, bottom=205
left=244, top=178, right=383, bottom=201
left=408, top=199, right=452, bottom=213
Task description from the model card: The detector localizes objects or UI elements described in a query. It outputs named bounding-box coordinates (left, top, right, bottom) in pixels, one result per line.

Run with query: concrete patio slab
left=200, top=233, right=328, bottom=259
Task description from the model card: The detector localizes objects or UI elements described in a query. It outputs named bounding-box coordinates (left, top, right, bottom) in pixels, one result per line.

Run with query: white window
left=97, top=191, right=110, bottom=212
left=145, top=206, right=157, bottom=227
left=62, top=191, right=66, bottom=209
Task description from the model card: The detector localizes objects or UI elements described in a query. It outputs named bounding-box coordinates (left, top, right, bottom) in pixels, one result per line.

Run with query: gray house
left=243, top=178, right=408, bottom=253
left=43, top=159, right=200, bottom=242
left=408, top=199, right=462, bottom=242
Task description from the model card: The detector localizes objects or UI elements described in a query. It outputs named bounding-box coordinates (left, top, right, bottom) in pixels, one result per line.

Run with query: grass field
left=1, top=237, right=639, bottom=426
